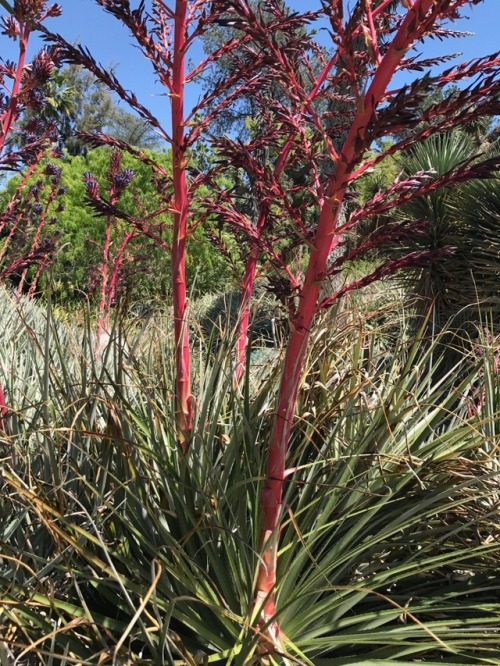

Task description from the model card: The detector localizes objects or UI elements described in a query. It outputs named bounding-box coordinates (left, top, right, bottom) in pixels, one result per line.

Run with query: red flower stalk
left=203, top=0, right=500, bottom=645
left=16, top=160, right=62, bottom=296
left=170, top=0, right=193, bottom=446
left=0, top=1, right=62, bottom=288
left=82, top=151, right=138, bottom=345
left=42, top=1, right=271, bottom=446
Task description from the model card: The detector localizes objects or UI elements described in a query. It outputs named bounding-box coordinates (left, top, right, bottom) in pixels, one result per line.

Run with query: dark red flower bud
left=113, top=168, right=135, bottom=193
left=44, top=162, right=61, bottom=177
left=31, top=49, right=56, bottom=84
left=1, top=16, right=21, bottom=39
left=46, top=3, right=62, bottom=18
left=27, top=88, right=46, bottom=110
left=83, top=172, right=100, bottom=199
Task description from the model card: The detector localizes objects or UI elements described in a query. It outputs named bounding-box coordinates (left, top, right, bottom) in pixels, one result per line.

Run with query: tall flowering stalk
left=170, top=0, right=192, bottom=441
left=0, top=0, right=62, bottom=432
left=44, top=0, right=267, bottom=446
left=82, top=149, right=137, bottom=344
left=0, top=1, right=62, bottom=282
left=201, top=0, right=500, bottom=644
left=16, top=160, right=64, bottom=297
left=258, top=2, right=499, bottom=643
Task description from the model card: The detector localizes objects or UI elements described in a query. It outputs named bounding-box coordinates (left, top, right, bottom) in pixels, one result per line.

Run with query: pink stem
left=27, top=258, right=48, bottom=298
left=107, top=228, right=135, bottom=310
left=17, top=199, right=51, bottom=297
left=171, top=0, right=193, bottom=447
left=1, top=24, right=30, bottom=151
left=0, top=206, right=28, bottom=267
left=365, top=0, right=382, bottom=65
left=233, top=246, right=259, bottom=386
left=96, top=214, right=113, bottom=345
left=253, top=0, right=437, bottom=641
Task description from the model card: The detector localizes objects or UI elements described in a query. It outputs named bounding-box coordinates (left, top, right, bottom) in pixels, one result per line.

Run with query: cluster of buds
left=10, top=1, right=61, bottom=22
left=44, top=160, right=61, bottom=180
left=113, top=168, right=135, bottom=195
left=83, top=171, right=100, bottom=199
left=83, top=166, right=136, bottom=205
left=0, top=47, right=61, bottom=124
left=1, top=0, right=63, bottom=172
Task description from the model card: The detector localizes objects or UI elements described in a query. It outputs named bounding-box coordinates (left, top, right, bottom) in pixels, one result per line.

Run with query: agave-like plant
left=1, top=300, right=499, bottom=664
left=391, top=130, right=500, bottom=328
left=451, top=168, right=500, bottom=315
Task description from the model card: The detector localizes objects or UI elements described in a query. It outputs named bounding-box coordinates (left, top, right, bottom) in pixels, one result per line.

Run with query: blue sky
left=4, top=1, right=499, bottom=129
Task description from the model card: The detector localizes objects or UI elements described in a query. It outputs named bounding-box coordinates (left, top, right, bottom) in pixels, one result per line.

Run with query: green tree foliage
left=353, top=142, right=400, bottom=241
left=0, top=147, right=237, bottom=303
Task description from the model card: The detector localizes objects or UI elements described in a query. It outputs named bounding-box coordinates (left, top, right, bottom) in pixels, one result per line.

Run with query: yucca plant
left=451, top=167, right=500, bottom=318
left=390, top=130, right=500, bottom=327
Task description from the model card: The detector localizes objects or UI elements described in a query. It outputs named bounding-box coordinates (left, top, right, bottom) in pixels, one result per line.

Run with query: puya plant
left=40, top=0, right=273, bottom=448
left=19, top=0, right=500, bottom=651
left=197, top=0, right=500, bottom=646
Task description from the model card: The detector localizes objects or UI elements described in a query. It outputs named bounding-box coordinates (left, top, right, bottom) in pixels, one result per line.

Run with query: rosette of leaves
left=389, top=130, right=500, bottom=329
left=451, top=162, right=500, bottom=318
left=2, top=305, right=500, bottom=664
